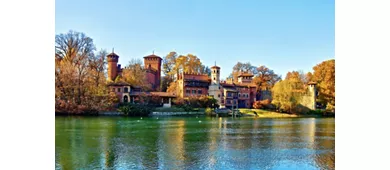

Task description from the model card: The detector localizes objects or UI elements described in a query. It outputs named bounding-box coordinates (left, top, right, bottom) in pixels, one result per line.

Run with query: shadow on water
left=55, top=116, right=335, bottom=170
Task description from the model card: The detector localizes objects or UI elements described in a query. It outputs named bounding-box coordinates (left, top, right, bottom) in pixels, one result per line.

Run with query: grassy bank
left=239, top=109, right=318, bottom=118
left=152, top=107, right=206, bottom=112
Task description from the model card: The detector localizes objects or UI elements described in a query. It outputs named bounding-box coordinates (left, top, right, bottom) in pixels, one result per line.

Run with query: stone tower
left=143, top=53, right=162, bottom=90
left=308, top=82, right=317, bottom=110
left=208, top=64, right=222, bottom=107
left=107, top=52, right=119, bottom=81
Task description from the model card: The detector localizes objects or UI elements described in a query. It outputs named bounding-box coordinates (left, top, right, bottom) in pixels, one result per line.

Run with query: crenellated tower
left=107, top=52, right=120, bottom=81
left=143, top=53, right=162, bottom=91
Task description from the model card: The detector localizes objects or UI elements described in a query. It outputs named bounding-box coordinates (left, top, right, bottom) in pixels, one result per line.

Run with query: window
left=218, top=94, right=220, bottom=97
left=238, top=94, right=241, bottom=97
left=214, top=70, right=216, bottom=73
left=213, top=77, right=216, bottom=80
left=112, top=88, right=115, bottom=92
left=217, top=70, right=219, bottom=74
left=124, top=87, right=128, bottom=92
left=218, top=86, right=220, bottom=89
left=117, top=88, right=121, bottom=92
left=227, top=100, right=231, bottom=104
left=192, top=90, right=196, bottom=94
left=228, top=93, right=232, bottom=97
left=198, top=90, right=202, bottom=94
left=186, top=89, right=190, bottom=94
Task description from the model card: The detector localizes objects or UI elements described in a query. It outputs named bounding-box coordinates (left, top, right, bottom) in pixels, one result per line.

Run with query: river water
left=55, top=116, right=335, bottom=170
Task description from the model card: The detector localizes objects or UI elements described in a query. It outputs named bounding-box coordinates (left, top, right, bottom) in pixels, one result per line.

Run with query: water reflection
left=56, top=117, right=335, bottom=170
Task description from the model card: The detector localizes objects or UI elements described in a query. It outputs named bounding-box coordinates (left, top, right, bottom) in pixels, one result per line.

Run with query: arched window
left=217, top=70, right=219, bottom=74
left=213, top=77, right=216, bottom=80
left=214, top=70, right=216, bottom=73
left=123, top=95, right=128, bottom=103
left=124, top=87, right=128, bottom=92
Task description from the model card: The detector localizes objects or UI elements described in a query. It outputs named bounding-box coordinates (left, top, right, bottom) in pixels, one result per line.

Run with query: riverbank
left=56, top=107, right=333, bottom=118
left=239, top=109, right=330, bottom=118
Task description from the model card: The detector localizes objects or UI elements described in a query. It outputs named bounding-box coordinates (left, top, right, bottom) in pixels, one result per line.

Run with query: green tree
left=271, top=71, right=307, bottom=113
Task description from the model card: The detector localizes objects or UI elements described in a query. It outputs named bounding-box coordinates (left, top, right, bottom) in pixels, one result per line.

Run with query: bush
left=253, top=99, right=271, bottom=109
left=205, top=107, right=214, bottom=116
left=117, top=103, right=152, bottom=116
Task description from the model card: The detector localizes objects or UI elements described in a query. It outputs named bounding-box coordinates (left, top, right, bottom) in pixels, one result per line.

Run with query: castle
left=176, top=66, right=258, bottom=109
left=106, top=52, right=317, bottom=110
left=107, top=52, right=162, bottom=90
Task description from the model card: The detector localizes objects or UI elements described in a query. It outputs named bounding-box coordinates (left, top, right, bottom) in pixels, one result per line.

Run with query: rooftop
left=107, top=81, right=130, bottom=86
left=107, top=52, right=119, bottom=58
left=144, top=54, right=162, bottom=60
left=237, top=72, right=254, bottom=77
left=211, top=65, right=220, bottom=69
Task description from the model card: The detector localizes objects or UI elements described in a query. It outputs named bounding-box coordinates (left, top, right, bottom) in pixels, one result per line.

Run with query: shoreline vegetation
left=55, top=105, right=334, bottom=118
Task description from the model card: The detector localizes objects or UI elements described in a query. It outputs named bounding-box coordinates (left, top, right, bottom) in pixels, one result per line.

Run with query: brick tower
left=107, top=52, right=119, bottom=81
left=209, top=64, right=222, bottom=107
left=144, top=53, right=162, bottom=90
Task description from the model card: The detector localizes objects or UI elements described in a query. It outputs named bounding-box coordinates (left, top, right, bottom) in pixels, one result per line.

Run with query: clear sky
left=56, top=0, right=334, bottom=79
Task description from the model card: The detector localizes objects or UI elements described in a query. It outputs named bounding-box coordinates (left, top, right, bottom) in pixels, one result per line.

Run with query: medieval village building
left=106, top=52, right=317, bottom=110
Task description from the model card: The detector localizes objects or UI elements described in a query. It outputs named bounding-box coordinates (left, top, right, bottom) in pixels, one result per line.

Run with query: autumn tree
left=163, top=52, right=206, bottom=92
left=88, top=49, right=107, bottom=88
left=166, top=81, right=178, bottom=93
left=252, top=65, right=281, bottom=92
left=230, top=62, right=258, bottom=82
left=55, top=30, right=96, bottom=105
left=312, top=59, right=335, bottom=110
left=271, top=70, right=310, bottom=113
left=304, top=72, right=314, bottom=84
left=121, top=59, right=152, bottom=91
left=162, top=51, right=178, bottom=80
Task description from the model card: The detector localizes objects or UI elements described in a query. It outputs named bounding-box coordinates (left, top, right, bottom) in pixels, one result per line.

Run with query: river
left=55, top=116, right=335, bottom=170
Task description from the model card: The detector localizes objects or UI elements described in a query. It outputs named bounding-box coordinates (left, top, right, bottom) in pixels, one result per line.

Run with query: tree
left=271, top=70, right=308, bottom=113
left=252, top=65, right=281, bottom=92
left=166, top=81, right=178, bottom=93
left=88, top=49, right=107, bottom=88
left=200, top=65, right=211, bottom=76
left=312, top=59, right=335, bottom=109
left=55, top=30, right=96, bottom=105
left=161, top=75, right=173, bottom=92
left=162, top=51, right=177, bottom=80
left=271, top=80, right=299, bottom=113
left=164, top=52, right=205, bottom=80
left=304, top=72, right=313, bottom=84
left=121, top=59, right=152, bottom=91
left=231, top=62, right=257, bottom=82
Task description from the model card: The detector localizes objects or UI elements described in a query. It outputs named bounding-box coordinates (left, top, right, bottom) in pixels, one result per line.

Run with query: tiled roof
left=107, top=52, right=119, bottom=57
left=107, top=82, right=130, bottom=86
left=144, top=54, right=162, bottom=59
left=237, top=73, right=254, bottom=77
left=150, top=92, right=177, bottom=97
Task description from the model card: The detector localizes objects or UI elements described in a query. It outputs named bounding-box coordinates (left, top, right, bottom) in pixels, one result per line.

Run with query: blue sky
left=56, top=0, right=334, bottom=79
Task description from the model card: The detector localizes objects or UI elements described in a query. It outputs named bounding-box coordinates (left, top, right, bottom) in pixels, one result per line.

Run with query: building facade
left=106, top=52, right=162, bottom=91
left=177, top=72, right=210, bottom=98
left=175, top=65, right=258, bottom=109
